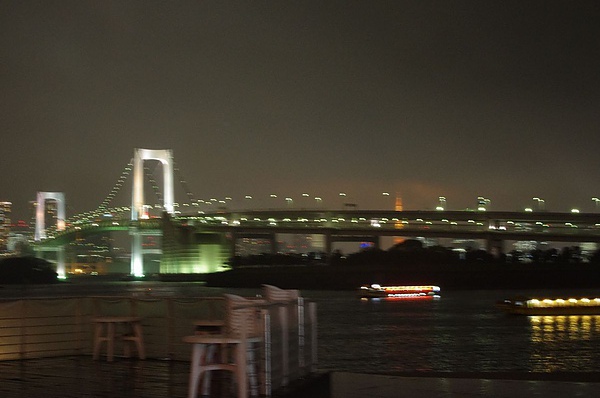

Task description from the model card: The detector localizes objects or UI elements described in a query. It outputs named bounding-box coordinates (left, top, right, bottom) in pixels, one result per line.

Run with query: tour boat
left=497, top=296, right=600, bottom=315
left=358, top=284, right=441, bottom=299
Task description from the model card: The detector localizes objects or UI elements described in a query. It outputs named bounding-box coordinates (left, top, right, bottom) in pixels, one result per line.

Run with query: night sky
left=2, top=1, right=600, bottom=221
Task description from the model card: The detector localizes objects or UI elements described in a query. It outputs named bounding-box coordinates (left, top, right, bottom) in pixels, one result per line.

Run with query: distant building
left=393, top=195, right=405, bottom=245
left=0, top=201, right=11, bottom=252
left=7, top=218, right=32, bottom=254
left=477, top=196, right=491, bottom=211
left=310, top=234, right=326, bottom=252
left=29, top=198, right=61, bottom=238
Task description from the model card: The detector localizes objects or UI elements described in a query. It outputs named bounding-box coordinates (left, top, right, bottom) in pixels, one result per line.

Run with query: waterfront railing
left=0, top=294, right=317, bottom=394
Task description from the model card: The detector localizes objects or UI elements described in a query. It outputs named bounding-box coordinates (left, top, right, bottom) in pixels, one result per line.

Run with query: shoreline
left=203, top=263, right=600, bottom=290
left=3, top=262, right=600, bottom=292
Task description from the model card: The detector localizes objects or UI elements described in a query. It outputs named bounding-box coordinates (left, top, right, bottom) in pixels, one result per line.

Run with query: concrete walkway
left=0, top=356, right=598, bottom=397
left=331, top=372, right=600, bottom=398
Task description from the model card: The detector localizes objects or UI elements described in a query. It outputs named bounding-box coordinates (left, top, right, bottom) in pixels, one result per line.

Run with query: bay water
left=3, top=282, right=600, bottom=374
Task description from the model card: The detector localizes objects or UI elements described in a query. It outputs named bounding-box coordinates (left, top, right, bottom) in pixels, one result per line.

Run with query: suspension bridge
left=32, top=148, right=600, bottom=279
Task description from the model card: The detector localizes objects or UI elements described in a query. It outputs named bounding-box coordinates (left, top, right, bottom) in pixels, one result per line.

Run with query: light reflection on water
left=528, top=315, right=600, bottom=372
left=310, top=289, right=600, bottom=373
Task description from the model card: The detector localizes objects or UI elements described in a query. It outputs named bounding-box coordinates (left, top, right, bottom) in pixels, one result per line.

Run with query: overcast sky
left=2, top=1, right=600, bottom=220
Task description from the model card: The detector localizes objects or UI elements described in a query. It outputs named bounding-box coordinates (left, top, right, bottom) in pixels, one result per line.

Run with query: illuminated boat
left=497, top=296, right=600, bottom=315
left=358, top=284, right=441, bottom=299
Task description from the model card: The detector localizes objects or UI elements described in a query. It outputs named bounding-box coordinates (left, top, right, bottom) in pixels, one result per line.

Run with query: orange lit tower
left=394, top=194, right=405, bottom=244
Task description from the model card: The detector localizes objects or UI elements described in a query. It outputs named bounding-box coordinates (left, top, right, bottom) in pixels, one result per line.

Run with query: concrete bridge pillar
left=34, top=246, right=66, bottom=280
left=372, top=236, right=381, bottom=250
left=56, top=246, right=66, bottom=280
left=269, top=233, right=278, bottom=255
left=228, top=231, right=237, bottom=259
left=130, top=229, right=144, bottom=277
left=486, top=236, right=505, bottom=257
left=324, top=231, right=332, bottom=255
left=130, top=148, right=174, bottom=276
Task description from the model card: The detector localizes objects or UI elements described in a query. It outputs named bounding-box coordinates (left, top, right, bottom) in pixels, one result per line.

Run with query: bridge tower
left=34, top=192, right=66, bottom=241
left=131, top=148, right=175, bottom=220
left=34, top=191, right=66, bottom=279
left=130, top=148, right=175, bottom=277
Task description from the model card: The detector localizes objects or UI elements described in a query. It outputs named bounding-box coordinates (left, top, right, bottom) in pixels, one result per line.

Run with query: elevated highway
left=184, top=209, right=600, bottom=252
left=35, top=219, right=162, bottom=247
left=33, top=209, right=600, bottom=275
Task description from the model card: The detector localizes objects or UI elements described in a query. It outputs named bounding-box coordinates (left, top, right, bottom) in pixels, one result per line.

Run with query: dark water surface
left=3, top=281, right=600, bottom=374
left=311, top=289, right=600, bottom=374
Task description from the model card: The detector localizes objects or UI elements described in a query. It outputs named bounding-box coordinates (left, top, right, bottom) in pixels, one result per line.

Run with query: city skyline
left=2, top=1, right=600, bottom=221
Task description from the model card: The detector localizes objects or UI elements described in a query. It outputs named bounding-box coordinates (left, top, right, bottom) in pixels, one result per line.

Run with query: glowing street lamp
left=299, top=193, right=310, bottom=209
left=593, top=197, right=600, bottom=212
left=533, top=197, right=545, bottom=211
left=339, top=192, right=347, bottom=209
left=571, top=208, right=580, bottom=214
left=477, top=196, right=490, bottom=211
left=381, top=192, right=390, bottom=210
left=269, top=194, right=278, bottom=209
left=244, top=195, right=253, bottom=210
left=314, top=196, right=323, bottom=209
left=436, top=196, right=446, bottom=211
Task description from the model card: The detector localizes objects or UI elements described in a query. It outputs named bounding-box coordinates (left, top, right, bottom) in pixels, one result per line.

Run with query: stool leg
left=237, top=341, right=248, bottom=398
left=123, top=323, right=132, bottom=358
left=133, top=322, right=146, bottom=359
left=201, top=344, right=217, bottom=396
left=124, top=340, right=132, bottom=358
left=248, top=342, right=259, bottom=397
left=107, top=322, right=115, bottom=362
left=93, top=322, right=103, bottom=360
left=188, top=344, right=206, bottom=398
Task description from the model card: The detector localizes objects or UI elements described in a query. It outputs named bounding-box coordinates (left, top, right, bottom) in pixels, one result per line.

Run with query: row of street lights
left=523, top=197, right=600, bottom=213
left=188, top=192, right=395, bottom=211
left=165, top=194, right=600, bottom=214
left=432, top=195, right=600, bottom=213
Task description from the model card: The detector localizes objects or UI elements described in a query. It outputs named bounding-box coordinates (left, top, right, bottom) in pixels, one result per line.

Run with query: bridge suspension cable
left=97, top=160, right=133, bottom=212
left=174, top=161, right=196, bottom=206
left=142, top=160, right=197, bottom=209
left=88, top=155, right=198, bottom=217
left=144, top=163, right=163, bottom=206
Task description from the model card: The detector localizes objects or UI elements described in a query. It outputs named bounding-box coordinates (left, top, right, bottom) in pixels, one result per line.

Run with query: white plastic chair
left=261, top=284, right=300, bottom=303
left=183, top=294, right=263, bottom=398
left=261, top=285, right=303, bottom=387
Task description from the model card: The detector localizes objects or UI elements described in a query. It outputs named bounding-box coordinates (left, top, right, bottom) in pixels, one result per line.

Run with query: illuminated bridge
left=35, top=207, right=600, bottom=275
left=188, top=208, right=600, bottom=251
left=30, top=148, right=600, bottom=278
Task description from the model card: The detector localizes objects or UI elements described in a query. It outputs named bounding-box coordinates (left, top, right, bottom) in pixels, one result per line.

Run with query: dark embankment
left=204, top=262, right=600, bottom=290
left=0, top=256, right=58, bottom=284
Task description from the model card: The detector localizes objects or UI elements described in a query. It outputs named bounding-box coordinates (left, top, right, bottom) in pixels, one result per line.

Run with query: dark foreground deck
left=1, top=356, right=599, bottom=398
left=0, top=356, right=326, bottom=398
left=0, top=357, right=190, bottom=398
